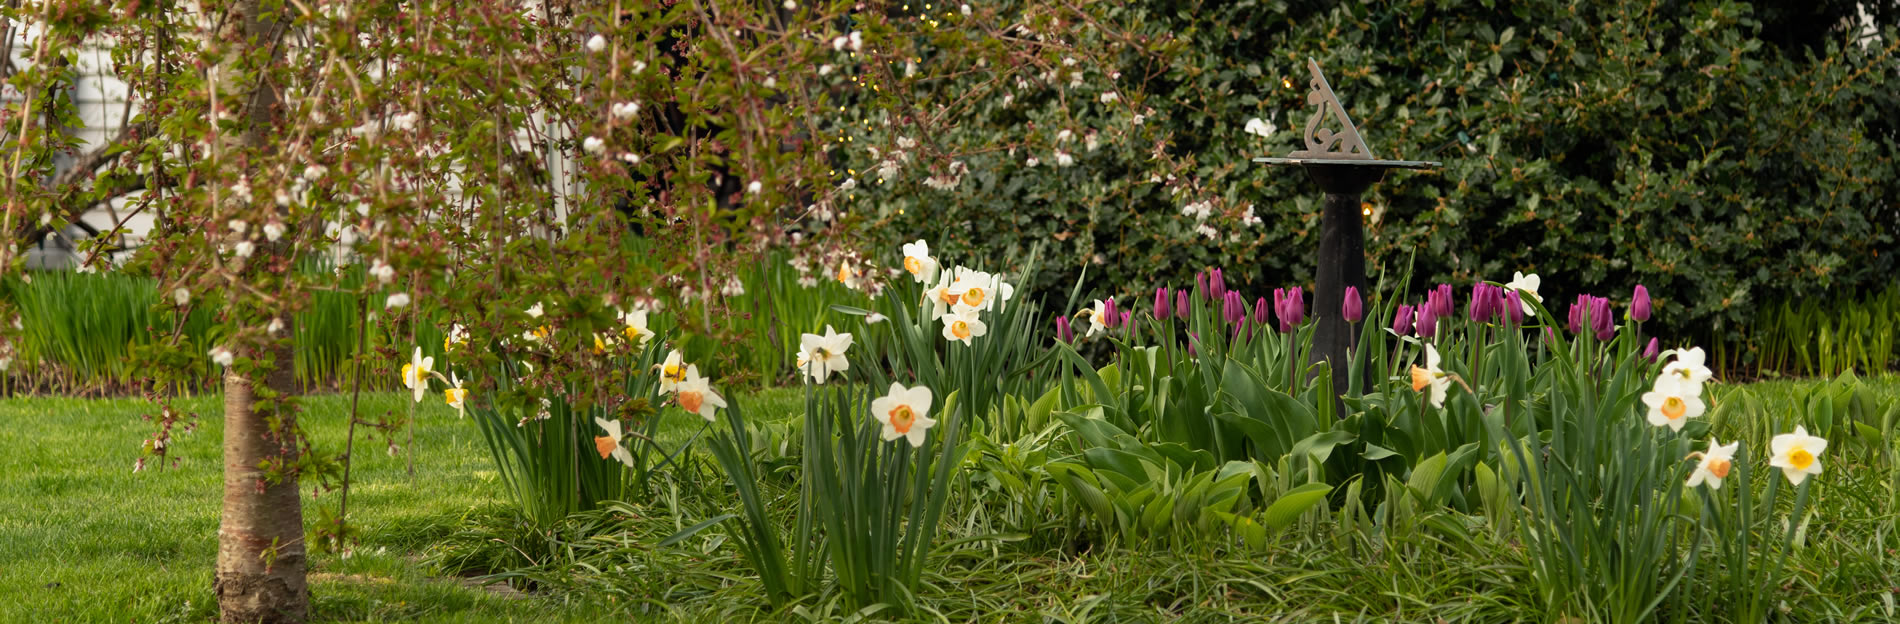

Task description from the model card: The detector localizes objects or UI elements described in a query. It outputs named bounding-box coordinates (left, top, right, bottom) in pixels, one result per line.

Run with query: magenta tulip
left=1343, top=286, right=1364, bottom=323
left=1393, top=304, right=1415, bottom=335
left=1631, top=285, right=1651, bottom=322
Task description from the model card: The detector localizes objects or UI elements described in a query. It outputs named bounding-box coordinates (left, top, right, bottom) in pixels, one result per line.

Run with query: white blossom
left=369, top=259, right=396, bottom=284
left=209, top=347, right=235, bottom=368
left=173, top=288, right=191, bottom=306
left=385, top=292, right=412, bottom=309
left=263, top=222, right=286, bottom=242
left=583, top=136, right=606, bottom=155
left=232, top=241, right=256, bottom=258
left=1100, top=91, right=1119, bottom=103
left=1244, top=117, right=1277, bottom=138
left=611, top=101, right=641, bottom=120
left=1054, top=151, right=1075, bottom=167
left=586, top=34, right=606, bottom=52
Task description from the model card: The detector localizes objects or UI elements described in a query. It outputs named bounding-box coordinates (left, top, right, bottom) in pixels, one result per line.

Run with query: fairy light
left=1282, top=77, right=1293, bottom=89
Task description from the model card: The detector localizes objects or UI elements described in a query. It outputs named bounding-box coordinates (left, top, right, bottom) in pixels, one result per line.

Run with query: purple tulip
left=1104, top=298, right=1120, bottom=329
left=1504, top=290, right=1525, bottom=326
left=1120, top=309, right=1133, bottom=329
left=1224, top=291, right=1246, bottom=326
left=1567, top=295, right=1586, bottom=334
left=1417, top=304, right=1438, bottom=338
left=1393, top=304, right=1415, bottom=335
left=1469, top=284, right=1489, bottom=323
left=1643, top=337, right=1660, bottom=361
left=1056, top=316, right=1073, bottom=343
left=1343, top=286, right=1364, bottom=323
left=1196, top=271, right=1210, bottom=300
left=1434, top=284, right=1455, bottom=318
left=1154, top=287, right=1171, bottom=320
left=1175, top=290, right=1190, bottom=319
left=1210, top=268, right=1227, bottom=301
left=1275, top=286, right=1305, bottom=332
left=1591, top=296, right=1614, bottom=340
left=1631, top=285, right=1651, bottom=322
left=1254, top=296, right=1271, bottom=327
left=1187, top=332, right=1199, bottom=357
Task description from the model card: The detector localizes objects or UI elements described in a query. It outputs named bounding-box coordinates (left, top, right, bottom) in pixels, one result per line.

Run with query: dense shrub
left=842, top=0, right=1899, bottom=341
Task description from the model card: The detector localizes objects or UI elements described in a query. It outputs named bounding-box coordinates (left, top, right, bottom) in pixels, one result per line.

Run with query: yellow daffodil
left=1409, top=344, right=1451, bottom=408
left=871, top=382, right=937, bottom=447
left=444, top=323, right=469, bottom=351
left=593, top=417, right=636, bottom=468
left=675, top=366, right=727, bottom=422
left=797, top=325, right=853, bottom=384
left=1641, top=377, right=1705, bottom=432
left=1686, top=438, right=1739, bottom=490
left=901, top=239, right=938, bottom=284
left=941, top=306, right=988, bottom=346
left=1769, top=426, right=1828, bottom=485
left=657, top=349, right=689, bottom=392
left=401, top=346, right=434, bottom=403
left=443, top=371, right=468, bottom=418
left=618, top=306, right=655, bottom=347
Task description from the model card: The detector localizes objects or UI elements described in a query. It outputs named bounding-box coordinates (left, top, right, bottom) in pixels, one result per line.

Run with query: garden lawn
left=2, top=378, right=1896, bottom=622
left=0, top=388, right=804, bottom=623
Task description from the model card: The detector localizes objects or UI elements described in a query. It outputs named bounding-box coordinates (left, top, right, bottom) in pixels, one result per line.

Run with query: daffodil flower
left=675, top=366, right=727, bottom=422
left=593, top=417, right=636, bottom=468
left=1504, top=271, right=1542, bottom=317
left=657, top=349, right=689, bottom=392
left=443, top=371, right=468, bottom=418
left=402, top=346, right=434, bottom=403
left=901, top=239, right=938, bottom=284
left=1686, top=438, right=1739, bottom=490
left=593, top=333, right=613, bottom=355
left=1661, top=347, right=1714, bottom=394
left=1769, top=426, right=1827, bottom=485
left=444, top=323, right=469, bottom=351
left=836, top=261, right=863, bottom=290
left=618, top=306, right=655, bottom=347
left=941, top=306, right=988, bottom=346
left=1641, top=377, right=1705, bottom=432
left=798, top=325, right=853, bottom=384
left=1409, top=344, right=1452, bottom=408
left=871, top=382, right=937, bottom=447
left=1078, top=300, right=1108, bottom=337
left=924, top=271, right=965, bottom=320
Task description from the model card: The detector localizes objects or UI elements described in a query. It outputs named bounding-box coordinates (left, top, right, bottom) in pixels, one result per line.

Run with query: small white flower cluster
left=923, top=161, right=967, bottom=191
left=1180, top=200, right=1213, bottom=221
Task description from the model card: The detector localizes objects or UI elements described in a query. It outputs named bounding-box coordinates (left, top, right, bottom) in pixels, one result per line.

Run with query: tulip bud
left=1056, top=316, right=1073, bottom=343
left=1175, top=290, right=1190, bottom=319
left=1187, top=332, right=1199, bottom=357
left=1343, top=286, right=1364, bottom=323
left=1631, top=284, right=1651, bottom=322
left=1568, top=295, right=1586, bottom=334
left=1210, top=268, right=1226, bottom=301
left=1592, top=296, right=1614, bottom=340
left=1504, top=290, right=1525, bottom=326
left=1196, top=271, right=1210, bottom=300
left=1434, top=284, right=1455, bottom=318
left=1104, top=298, right=1120, bottom=328
left=1276, top=286, right=1305, bottom=332
left=1393, top=304, right=1415, bottom=335
left=1223, top=291, right=1244, bottom=326
left=1417, top=304, right=1438, bottom=338
left=1254, top=296, right=1271, bottom=328
left=1154, top=287, right=1171, bottom=320
left=1469, top=284, right=1488, bottom=323
left=1643, top=337, right=1660, bottom=361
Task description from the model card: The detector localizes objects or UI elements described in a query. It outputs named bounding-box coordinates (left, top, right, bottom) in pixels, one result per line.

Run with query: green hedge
left=856, top=0, right=1898, bottom=341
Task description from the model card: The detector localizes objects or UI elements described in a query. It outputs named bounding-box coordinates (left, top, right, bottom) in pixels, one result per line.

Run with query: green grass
left=4, top=378, right=1896, bottom=622
left=0, top=388, right=804, bottom=623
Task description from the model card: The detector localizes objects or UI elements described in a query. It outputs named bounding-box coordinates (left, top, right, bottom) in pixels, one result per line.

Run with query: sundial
left=1255, top=59, right=1439, bottom=399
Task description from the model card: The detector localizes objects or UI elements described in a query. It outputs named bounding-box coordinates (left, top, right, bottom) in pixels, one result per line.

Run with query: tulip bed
left=11, top=241, right=1900, bottom=623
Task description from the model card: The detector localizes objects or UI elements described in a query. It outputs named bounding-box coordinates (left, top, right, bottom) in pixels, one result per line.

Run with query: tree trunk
left=215, top=0, right=304, bottom=621
left=215, top=347, right=308, bottom=623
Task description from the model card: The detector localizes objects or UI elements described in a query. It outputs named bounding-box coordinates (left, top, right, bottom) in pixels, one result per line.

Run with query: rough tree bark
left=212, top=0, right=305, bottom=621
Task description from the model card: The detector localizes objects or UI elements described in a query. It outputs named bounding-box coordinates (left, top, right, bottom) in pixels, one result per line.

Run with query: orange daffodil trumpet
left=941, top=306, right=987, bottom=346
left=674, top=366, right=728, bottom=422
left=1078, top=300, right=1108, bottom=337
left=1769, top=426, right=1828, bottom=485
left=1685, top=438, right=1739, bottom=490
left=1409, top=344, right=1453, bottom=408
left=871, top=382, right=937, bottom=447
left=593, top=417, right=636, bottom=468
left=402, top=346, right=435, bottom=403
left=1641, top=378, right=1705, bottom=431
left=901, top=239, right=938, bottom=284
left=797, top=325, right=854, bottom=384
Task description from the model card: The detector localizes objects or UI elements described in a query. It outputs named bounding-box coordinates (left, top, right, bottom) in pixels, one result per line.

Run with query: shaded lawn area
left=0, top=388, right=804, bottom=623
